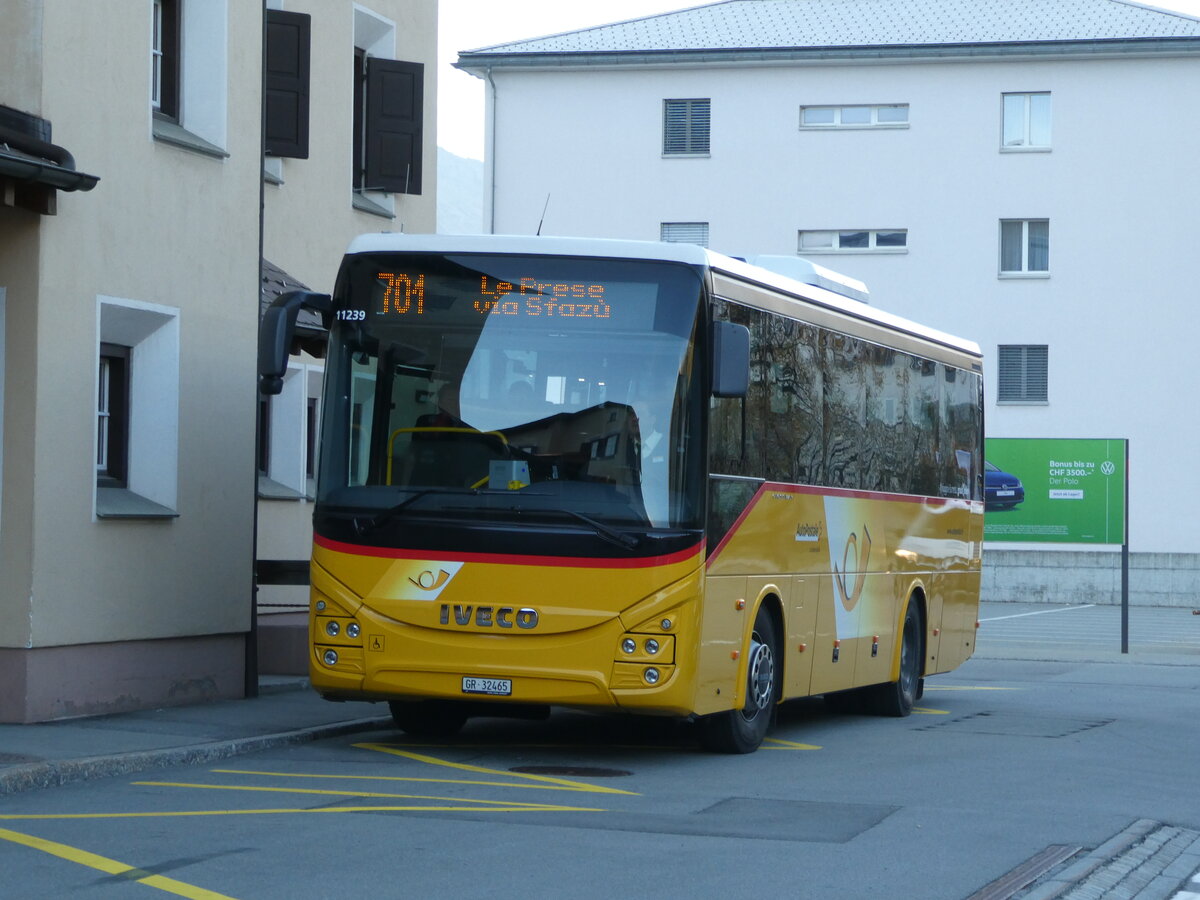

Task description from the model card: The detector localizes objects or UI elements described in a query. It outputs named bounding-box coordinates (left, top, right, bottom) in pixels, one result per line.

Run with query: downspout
left=485, top=66, right=497, bottom=234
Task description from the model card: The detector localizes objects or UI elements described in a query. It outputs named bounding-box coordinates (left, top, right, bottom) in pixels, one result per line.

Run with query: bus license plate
left=462, top=676, right=511, bottom=696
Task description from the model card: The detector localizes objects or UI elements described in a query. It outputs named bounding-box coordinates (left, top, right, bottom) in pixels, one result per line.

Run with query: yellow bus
left=259, top=234, right=984, bottom=753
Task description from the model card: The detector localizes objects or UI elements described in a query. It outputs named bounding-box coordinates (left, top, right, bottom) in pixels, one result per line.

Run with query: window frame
left=1001, top=91, right=1052, bottom=151
left=997, top=344, right=1049, bottom=404
left=999, top=219, right=1050, bottom=276
left=151, top=0, right=181, bottom=123
left=798, top=229, right=908, bottom=254
left=97, top=343, right=131, bottom=488
left=662, top=98, right=711, bottom=157
left=660, top=221, right=710, bottom=247
left=798, top=104, right=909, bottom=130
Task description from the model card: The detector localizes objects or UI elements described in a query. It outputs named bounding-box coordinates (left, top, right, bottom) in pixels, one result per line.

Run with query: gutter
left=0, top=123, right=100, bottom=192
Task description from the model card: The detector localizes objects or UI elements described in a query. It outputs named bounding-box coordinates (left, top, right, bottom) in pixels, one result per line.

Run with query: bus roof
left=343, top=232, right=981, bottom=361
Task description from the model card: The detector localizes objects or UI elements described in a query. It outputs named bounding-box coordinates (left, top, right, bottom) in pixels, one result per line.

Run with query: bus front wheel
left=388, top=700, right=468, bottom=737
left=700, top=606, right=779, bottom=754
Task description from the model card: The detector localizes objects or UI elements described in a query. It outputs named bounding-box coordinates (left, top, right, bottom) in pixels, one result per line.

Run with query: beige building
left=0, top=0, right=437, bottom=723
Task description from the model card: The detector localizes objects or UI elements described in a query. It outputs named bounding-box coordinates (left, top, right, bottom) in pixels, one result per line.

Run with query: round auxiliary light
left=645, top=639, right=660, bottom=655
left=316, top=600, right=326, bottom=611
left=621, top=638, right=637, bottom=654
left=661, top=619, right=672, bottom=630
left=644, top=667, right=660, bottom=684
left=325, top=621, right=340, bottom=637
left=323, top=649, right=339, bottom=665
left=346, top=622, right=361, bottom=638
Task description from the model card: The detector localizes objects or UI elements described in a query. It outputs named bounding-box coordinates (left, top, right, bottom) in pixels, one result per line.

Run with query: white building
left=457, top=0, right=1200, bottom=605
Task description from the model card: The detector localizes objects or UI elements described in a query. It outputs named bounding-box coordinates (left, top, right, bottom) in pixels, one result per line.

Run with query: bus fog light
left=323, top=649, right=339, bottom=665
left=325, top=621, right=340, bottom=637
left=621, top=638, right=636, bottom=654
left=316, top=600, right=326, bottom=611
left=644, top=667, right=660, bottom=684
left=645, top=639, right=660, bottom=654
left=346, top=622, right=361, bottom=638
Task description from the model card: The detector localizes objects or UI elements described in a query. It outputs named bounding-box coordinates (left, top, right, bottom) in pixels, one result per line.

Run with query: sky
left=436, top=0, right=1200, bottom=161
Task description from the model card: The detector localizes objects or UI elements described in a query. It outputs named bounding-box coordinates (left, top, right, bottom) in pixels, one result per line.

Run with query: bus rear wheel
left=868, top=599, right=922, bottom=717
left=388, top=700, right=468, bottom=737
left=700, top=606, right=779, bottom=754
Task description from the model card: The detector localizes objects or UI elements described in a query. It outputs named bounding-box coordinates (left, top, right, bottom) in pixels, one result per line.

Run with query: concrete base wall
left=0, top=634, right=245, bottom=723
left=983, top=550, right=1200, bottom=607
left=256, top=613, right=309, bottom=677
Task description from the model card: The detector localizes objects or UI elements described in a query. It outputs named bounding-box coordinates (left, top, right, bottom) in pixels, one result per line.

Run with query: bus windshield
left=316, top=252, right=706, bottom=535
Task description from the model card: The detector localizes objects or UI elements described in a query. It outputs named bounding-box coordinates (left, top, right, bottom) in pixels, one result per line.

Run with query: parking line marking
left=913, top=707, right=950, bottom=715
left=212, top=767, right=612, bottom=793
left=355, top=743, right=639, bottom=795
left=0, top=804, right=604, bottom=821
left=0, top=826, right=237, bottom=899
left=131, top=781, right=593, bottom=810
left=924, top=686, right=1016, bottom=692
left=980, top=604, right=1095, bottom=622
left=762, top=737, right=821, bottom=750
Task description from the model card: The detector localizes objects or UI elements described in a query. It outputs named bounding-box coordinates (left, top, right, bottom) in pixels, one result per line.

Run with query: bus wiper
left=354, top=488, right=475, bottom=536
left=558, top=509, right=640, bottom=551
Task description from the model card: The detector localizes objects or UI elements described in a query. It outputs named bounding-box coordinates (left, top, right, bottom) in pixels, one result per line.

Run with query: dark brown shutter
left=264, top=10, right=311, bottom=159
left=365, top=59, right=423, bottom=194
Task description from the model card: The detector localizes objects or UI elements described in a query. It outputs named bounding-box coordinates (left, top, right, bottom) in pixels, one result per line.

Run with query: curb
left=0, top=715, right=393, bottom=797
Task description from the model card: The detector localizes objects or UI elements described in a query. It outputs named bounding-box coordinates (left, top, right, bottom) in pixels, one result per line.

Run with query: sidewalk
left=0, top=677, right=390, bottom=796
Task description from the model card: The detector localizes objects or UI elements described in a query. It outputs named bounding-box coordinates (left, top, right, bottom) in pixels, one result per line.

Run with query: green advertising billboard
left=984, top=438, right=1127, bottom=544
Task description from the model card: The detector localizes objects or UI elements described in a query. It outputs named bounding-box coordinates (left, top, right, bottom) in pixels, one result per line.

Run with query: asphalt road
left=2, top=602, right=1198, bottom=899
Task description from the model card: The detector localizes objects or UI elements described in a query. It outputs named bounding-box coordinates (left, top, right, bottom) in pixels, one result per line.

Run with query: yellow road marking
left=913, top=707, right=950, bottom=715
left=762, top=737, right=821, bottom=750
left=354, top=743, right=639, bottom=795
left=0, top=826, right=237, bottom=899
left=130, top=781, right=586, bottom=810
left=212, top=767, right=606, bottom=793
left=0, top=804, right=603, bottom=822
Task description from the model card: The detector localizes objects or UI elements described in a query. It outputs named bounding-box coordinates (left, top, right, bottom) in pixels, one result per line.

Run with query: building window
left=151, top=0, right=181, bottom=121
left=1002, top=92, right=1051, bottom=149
left=660, top=222, right=709, bottom=247
left=663, top=99, right=710, bottom=155
left=96, top=297, right=180, bottom=517
left=998, top=345, right=1048, bottom=403
left=799, top=104, right=908, bottom=129
left=97, top=345, right=130, bottom=487
left=1000, top=219, right=1049, bottom=274
left=799, top=229, right=907, bottom=253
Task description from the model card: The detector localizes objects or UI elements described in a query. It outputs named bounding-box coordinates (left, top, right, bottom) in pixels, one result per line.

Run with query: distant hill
left=437, top=147, right=484, bottom=234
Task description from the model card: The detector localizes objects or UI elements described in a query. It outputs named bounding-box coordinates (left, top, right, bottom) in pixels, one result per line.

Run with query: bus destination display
left=375, top=271, right=614, bottom=320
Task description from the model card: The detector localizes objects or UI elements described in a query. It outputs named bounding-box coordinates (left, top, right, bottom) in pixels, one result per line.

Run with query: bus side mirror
left=711, top=321, right=750, bottom=398
left=259, top=290, right=331, bottom=395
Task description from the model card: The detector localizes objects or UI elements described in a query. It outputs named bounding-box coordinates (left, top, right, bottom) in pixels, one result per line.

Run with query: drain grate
left=509, top=765, right=631, bottom=778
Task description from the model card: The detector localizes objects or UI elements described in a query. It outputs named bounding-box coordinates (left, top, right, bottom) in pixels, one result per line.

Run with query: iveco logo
left=439, top=604, right=540, bottom=629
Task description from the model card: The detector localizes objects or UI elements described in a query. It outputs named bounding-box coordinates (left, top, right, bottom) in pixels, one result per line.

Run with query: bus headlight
left=621, top=638, right=636, bottom=654
left=346, top=622, right=361, bottom=638
left=325, top=621, right=340, bottom=637
left=323, top=649, right=339, bottom=666
left=644, top=667, right=660, bottom=684
left=645, top=639, right=660, bottom=655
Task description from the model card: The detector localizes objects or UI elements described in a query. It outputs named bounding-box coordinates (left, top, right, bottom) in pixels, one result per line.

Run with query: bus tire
left=700, top=605, right=779, bottom=754
left=388, top=700, right=468, bottom=737
left=869, top=599, right=922, bottom=717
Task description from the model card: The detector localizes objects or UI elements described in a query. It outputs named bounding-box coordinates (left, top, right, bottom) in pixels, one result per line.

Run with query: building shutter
left=998, top=345, right=1048, bottom=401
left=264, top=10, right=311, bottom=159
left=365, top=58, right=423, bottom=194
left=663, top=99, right=710, bottom=154
left=660, top=222, right=710, bottom=247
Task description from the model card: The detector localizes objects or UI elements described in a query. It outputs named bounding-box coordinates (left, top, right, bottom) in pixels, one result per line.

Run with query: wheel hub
left=746, top=635, right=775, bottom=712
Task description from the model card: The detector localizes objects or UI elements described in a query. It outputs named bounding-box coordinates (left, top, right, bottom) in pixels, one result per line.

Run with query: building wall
left=483, top=54, right=1200, bottom=578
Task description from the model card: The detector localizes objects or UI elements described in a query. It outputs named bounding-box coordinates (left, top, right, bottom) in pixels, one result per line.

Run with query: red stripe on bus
left=313, top=533, right=704, bottom=570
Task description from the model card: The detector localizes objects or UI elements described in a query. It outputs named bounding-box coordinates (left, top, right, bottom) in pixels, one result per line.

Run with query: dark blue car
left=985, top=461, right=1024, bottom=510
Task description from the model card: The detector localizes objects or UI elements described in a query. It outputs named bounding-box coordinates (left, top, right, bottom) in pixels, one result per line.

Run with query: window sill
left=1000, top=146, right=1052, bottom=153
left=153, top=118, right=230, bottom=159
left=661, top=152, right=710, bottom=159
left=998, top=271, right=1050, bottom=279
left=799, top=248, right=908, bottom=255
left=257, top=476, right=310, bottom=501
left=352, top=192, right=395, bottom=219
left=996, top=400, right=1050, bottom=406
left=96, top=487, right=179, bottom=519
left=263, top=168, right=284, bottom=186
